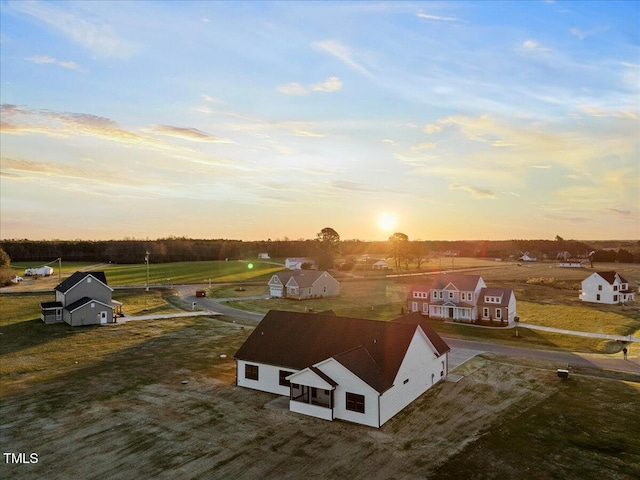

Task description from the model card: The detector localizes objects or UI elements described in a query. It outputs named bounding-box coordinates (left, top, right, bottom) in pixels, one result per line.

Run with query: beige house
left=268, top=270, right=340, bottom=300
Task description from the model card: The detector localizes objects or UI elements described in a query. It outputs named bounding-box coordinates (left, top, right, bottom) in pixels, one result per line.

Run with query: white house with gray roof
left=268, top=270, right=340, bottom=300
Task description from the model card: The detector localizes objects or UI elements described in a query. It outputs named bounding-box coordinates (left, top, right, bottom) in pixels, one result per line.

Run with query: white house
left=285, top=257, right=315, bottom=270
left=234, top=310, right=450, bottom=428
left=258, top=253, right=270, bottom=259
left=580, top=271, right=635, bottom=304
left=407, top=274, right=516, bottom=325
left=268, top=270, right=340, bottom=300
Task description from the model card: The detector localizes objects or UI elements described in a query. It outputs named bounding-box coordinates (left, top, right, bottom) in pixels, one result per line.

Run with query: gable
left=55, top=271, right=112, bottom=294
left=287, top=366, right=337, bottom=390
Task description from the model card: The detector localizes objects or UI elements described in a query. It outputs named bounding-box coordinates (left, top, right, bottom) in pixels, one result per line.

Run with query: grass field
left=9, top=259, right=285, bottom=287
left=1, top=314, right=638, bottom=479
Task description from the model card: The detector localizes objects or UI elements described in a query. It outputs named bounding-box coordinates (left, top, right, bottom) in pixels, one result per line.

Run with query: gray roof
left=272, top=270, right=333, bottom=288
left=55, top=271, right=109, bottom=293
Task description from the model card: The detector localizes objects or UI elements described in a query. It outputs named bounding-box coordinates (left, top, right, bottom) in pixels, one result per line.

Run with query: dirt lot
left=2, top=316, right=638, bottom=479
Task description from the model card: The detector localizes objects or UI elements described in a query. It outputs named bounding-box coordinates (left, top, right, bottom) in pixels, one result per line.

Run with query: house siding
left=63, top=277, right=112, bottom=306
left=66, top=302, right=113, bottom=327
left=379, top=328, right=447, bottom=425
left=314, top=358, right=380, bottom=428
left=236, top=360, right=293, bottom=396
left=581, top=273, right=634, bottom=304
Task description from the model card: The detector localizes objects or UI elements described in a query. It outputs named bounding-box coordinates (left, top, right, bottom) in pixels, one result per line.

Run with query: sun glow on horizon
left=377, top=212, right=397, bottom=231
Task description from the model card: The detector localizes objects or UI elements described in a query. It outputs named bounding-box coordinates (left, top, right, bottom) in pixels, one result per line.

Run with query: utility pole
left=145, top=251, right=150, bottom=291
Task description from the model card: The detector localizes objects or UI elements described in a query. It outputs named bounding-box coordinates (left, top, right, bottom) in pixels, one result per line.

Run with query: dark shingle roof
left=235, top=310, right=449, bottom=393
left=55, top=271, right=109, bottom=293
left=596, top=271, right=628, bottom=285
left=407, top=274, right=483, bottom=298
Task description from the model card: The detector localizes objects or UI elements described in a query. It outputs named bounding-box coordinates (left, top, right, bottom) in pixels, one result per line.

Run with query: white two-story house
left=580, top=271, right=635, bottom=304
left=407, top=274, right=516, bottom=325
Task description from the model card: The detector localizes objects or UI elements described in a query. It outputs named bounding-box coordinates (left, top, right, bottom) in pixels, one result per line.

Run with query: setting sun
left=377, top=213, right=397, bottom=231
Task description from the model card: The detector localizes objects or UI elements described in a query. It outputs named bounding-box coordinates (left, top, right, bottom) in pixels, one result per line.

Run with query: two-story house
left=407, top=274, right=516, bottom=325
left=41, top=271, right=117, bottom=326
left=580, top=271, right=635, bottom=304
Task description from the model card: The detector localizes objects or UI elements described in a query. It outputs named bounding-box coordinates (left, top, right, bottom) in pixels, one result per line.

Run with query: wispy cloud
left=313, top=40, right=372, bottom=76
left=605, top=208, right=633, bottom=218
left=150, top=125, right=229, bottom=143
left=1, top=104, right=192, bottom=154
left=277, top=76, right=342, bottom=96
left=520, top=40, right=551, bottom=55
left=26, top=55, right=83, bottom=71
left=449, top=184, right=496, bottom=198
left=331, top=180, right=377, bottom=192
left=416, top=10, right=459, bottom=22
left=570, top=25, right=609, bottom=40
left=12, top=2, right=137, bottom=58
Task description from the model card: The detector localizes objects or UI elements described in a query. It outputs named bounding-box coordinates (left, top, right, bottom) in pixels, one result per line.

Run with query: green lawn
left=95, top=260, right=283, bottom=286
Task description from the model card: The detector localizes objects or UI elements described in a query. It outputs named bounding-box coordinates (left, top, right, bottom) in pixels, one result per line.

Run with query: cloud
left=1, top=157, right=137, bottom=186
left=520, top=40, right=550, bottom=54
left=424, top=124, right=442, bottom=134
left=331, top=180, right=377, bottom=192
left=311, top=76, right=342, bottom=92
left=151, top=125, right=228, bottom=143
left=416, top=10, right=459, bottom=22
left=26, top=55, right=83, bottom=71
left=0, top=104, right=194, bottom=154
left=277, top=76, right=342, bottom=95
left=12, top=2, right=137, bottom=58
left=412, top=142, right=436, bottom=150
left=449, top=184, right=496, bottom=199
left=277, top=82, right=309, bottom=96
left=570, top=25, right=609, bottom=40
left=313, top=40, right=372, bottom=76
left=605, top=208, right=633, bottom=218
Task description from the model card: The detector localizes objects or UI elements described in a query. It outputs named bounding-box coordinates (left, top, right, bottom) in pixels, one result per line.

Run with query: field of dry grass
left=2, top=259, right=639, bottom=478
left=1, top=312, right=638, bottom=479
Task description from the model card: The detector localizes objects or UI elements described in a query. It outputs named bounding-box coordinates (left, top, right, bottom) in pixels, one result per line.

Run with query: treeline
left=2, top=237, right=639, bottom=265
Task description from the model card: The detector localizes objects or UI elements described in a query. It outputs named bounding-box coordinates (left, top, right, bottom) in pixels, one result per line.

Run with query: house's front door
left=99, top=311, right=108, bottom=324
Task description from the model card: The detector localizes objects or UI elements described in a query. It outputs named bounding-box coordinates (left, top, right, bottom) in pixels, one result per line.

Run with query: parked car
left=195, top=290, right=206, bottom=298
left=11, top=276, right=23, bottom=283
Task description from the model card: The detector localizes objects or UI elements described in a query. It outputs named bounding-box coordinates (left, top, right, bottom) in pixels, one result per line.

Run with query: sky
left=1, top=1, right=639, bottom=242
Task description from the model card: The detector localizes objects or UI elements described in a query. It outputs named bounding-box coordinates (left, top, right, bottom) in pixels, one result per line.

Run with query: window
left=448, top=291, right=454, bottom=299
left=495, top=309, right=502, bottom=319
left=403, top=379, right=409, bottom=385
left=438, top=291, right=443, bottom=299
left=614, top=285, right=618, bottom=291
left=596, top=294, right=601, bottom=301
left=483, top=307, right=489, bottom=318
left=432, top=291, right=437, bottom=299
left=245, top=364, right=259, bottom=380
left=279, top=370, right=293, bottom=387
left=345, top=392, right=365, bottom=413
left=598, top=285, right=602, bottom=291
left=614, top=295, right=618, bottom=302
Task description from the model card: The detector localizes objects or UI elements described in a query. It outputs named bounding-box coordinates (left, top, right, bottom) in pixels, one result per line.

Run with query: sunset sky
left=1, top=1, right=638, bottom=241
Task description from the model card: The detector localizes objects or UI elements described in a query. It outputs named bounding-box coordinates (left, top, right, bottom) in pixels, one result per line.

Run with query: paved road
left=175, top=284, right=640, bottom=375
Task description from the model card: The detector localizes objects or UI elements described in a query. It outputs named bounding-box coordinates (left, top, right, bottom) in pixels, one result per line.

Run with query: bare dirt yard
left=2, top=315, right=639, bottom=480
